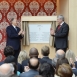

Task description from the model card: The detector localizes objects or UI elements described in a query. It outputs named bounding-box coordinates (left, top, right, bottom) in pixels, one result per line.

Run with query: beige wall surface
left=21, top=0, right=77, bottom=59
left=69, top=0, right=77, bottom=56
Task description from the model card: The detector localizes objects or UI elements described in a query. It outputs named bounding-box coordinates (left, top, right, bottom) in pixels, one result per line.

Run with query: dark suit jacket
left=21, top=58, right=46, bottom=72
left=72, top=69, right=77, bottom=76
left=19, top=69, right=39, bottom=77
left=42, top=57, right=52, bottom=65
left=54, top=22, right=69, bottom=49
left=6, top=25, right=23, bottom=50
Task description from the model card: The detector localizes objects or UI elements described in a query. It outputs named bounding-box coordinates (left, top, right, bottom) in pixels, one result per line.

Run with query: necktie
left=58, top=25, right=61, bottom=30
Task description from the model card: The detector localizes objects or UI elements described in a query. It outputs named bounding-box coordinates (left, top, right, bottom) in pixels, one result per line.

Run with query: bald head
left=56, top=49, right=65, bottom=58
left=0, top=63, right=14, bottom=77
left=29, top=47, right=39, bottom=58
left=28, top=58, right=39, bottom=70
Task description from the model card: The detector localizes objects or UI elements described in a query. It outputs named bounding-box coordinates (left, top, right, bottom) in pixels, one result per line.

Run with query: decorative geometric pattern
left=0, top=0, right=57, bottom=61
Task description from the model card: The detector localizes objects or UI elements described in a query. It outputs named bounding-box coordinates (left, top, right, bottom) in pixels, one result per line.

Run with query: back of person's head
left=56, top=49, right=65, bottom=59
left=39, top=63, right=55, bottom=77
left=0, top=63, right=14, bottom=77
left=52, top=49, right=65, bottom=68
left=56, top=58, right=69, bottom=75
left=29, top=47, right=39, bottom=58
left=18, top=50, right=29, bottom=64
left=4, top=55, right=16, bottom=63
left=56, top=58, right=69, bottom=68
left=66, top=49, right=76, bottom=63
left=57, top=63, right=73, bottom=77
left=28, top=57, right=39, bottom=70
left=41, top=46, right=50, bottom=56
left=4, top=46, right=14, bottom=57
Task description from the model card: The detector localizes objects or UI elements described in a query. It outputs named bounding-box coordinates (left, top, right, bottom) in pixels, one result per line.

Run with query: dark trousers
left=56, top=48, right=67, bottom=53
left=14, top=49, right=20, bottom=62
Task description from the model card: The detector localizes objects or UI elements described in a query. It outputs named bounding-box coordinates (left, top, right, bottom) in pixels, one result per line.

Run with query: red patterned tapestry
left=0, top=0, right=57, bottom=61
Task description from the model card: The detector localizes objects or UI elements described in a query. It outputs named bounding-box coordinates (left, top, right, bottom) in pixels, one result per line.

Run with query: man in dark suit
left=20, top=58, right=39, bottom=77
left=41, top=46, right=52, bottom=65
left=6, top=18, right=24, bottom=60
left=50, top=15, right=69, bottom=52
left=22, top=47, right=46, bottom=72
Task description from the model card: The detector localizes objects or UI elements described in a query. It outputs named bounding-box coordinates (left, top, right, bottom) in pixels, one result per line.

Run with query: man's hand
left=18, top=30, right=22, bottom=35
left=21, top=31, right=25, bottom=35
left=50, top=28, right=55, bottom=35
left=24, top=66, right=30, bottom=72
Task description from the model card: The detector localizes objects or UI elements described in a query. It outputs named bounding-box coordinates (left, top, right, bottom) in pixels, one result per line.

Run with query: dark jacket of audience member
left=39, top=63, right=55, bottom=77
left=41, top=46, right=52, bottom=65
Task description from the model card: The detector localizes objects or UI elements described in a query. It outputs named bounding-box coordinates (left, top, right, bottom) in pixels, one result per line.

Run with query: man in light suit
left=50, top=15, right=69, bottom=52
left=20, top=58, right=39, bottom=77
left=6, top=18, right=24, bottom=61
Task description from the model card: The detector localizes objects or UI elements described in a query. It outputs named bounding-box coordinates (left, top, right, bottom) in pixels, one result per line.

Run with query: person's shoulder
left=6, top=25, right=12, bottom=29
left=63, top=22, right=69, bottom=26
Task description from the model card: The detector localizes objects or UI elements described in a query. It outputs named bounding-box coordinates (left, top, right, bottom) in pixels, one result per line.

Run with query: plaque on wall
left=29, top=22, right=51, bottom=43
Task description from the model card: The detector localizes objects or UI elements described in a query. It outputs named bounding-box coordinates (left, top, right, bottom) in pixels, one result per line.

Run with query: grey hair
left=0, top=63, right=14, bottom=77
left=55, top=53, right=65, bottom=59
left=57, top=15, right=64, bottom=21
left=66, top=49, right=76, bottom=63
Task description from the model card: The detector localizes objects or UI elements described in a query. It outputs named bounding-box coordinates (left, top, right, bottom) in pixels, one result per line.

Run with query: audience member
left=22, top=47, right=46, bottom=72
left=0, top=46, right=22, bottom=73
left=57, top=64, right=73, bottom=77
left=55, top=58, right=75, bottom=77
left=4, top=55, right=16, bottom=63
left=52, top=49, right=65, bottom=68
left=0, top=63, right=14, bottom=77
left=39, top=63, right=55, bottom=77
left=66, top=49, right=76, bottom=64
left=0, top=46, right=14, bottom=65
left=18, top=50, right=29, bottom=64
left=20, top=58, right=39, bottom=77
left=41, top=46, right=52, bottom=65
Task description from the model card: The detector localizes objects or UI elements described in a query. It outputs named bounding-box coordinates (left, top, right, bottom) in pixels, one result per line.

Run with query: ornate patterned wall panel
left=0, top=0, right=57, bottom=61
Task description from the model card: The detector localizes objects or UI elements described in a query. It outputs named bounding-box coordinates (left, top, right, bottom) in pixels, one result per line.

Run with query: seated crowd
left=0, top=46, right=77, bottom=77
